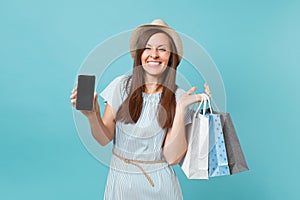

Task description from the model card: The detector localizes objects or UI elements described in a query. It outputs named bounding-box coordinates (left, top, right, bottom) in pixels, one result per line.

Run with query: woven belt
left=112, top=150, right=167, bottom=187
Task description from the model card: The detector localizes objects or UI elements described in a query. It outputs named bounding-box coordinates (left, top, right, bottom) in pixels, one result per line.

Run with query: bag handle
left=193, top=93, right=212, bottom=117
left=194, top=94, right=208, bottom=117
left=202, top=93, right=213, bottom=114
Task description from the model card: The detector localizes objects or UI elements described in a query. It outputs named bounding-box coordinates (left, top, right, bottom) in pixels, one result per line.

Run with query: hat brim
left=129, top=24, right=183, bottom=62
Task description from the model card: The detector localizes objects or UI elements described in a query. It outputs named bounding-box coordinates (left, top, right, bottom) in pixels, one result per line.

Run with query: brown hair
left=115, top=28, right=180, bottom=129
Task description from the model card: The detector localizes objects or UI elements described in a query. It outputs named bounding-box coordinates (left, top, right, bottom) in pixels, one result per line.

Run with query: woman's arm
left=87, top=103, right=115, bottom=146
left=163, top=86, right=207, bottom=165
left=162, top=106, right=188, bottom=165
left=71, top=88, right=115, bottom=146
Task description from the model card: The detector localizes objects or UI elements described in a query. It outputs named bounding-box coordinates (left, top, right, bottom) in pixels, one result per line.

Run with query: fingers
left=186, top=93, right=204, bottom=105
left=70, top=86, right=77, bottom=94
left=94, top=93, right=100, bottom=113
left=196, top=93, right=208, bottom=102
left=93, top=92, right=98, bottom=103
left=178, top=84, right=213, bottom=110
left=187, top=86, right=197, bottom=95
left=70, top=91, right=77, bottom=99
left=194, top=93, right=203, bottom=102
left=204, top=83, right=212, bottom=97
left=191, top=93, right=210, bottom=104
left=71, top=87, right=77, bottom=95
left=186, top=86, right=206, bottom=103
left=71, top=98, right=76, bottom=107
left=70, top=87, right=77, bottom=107
left=204, top=83, right=210, bottom=92
left=188, top=84, right=211, bottom=96
left=201, top=93, right=209, bottom=101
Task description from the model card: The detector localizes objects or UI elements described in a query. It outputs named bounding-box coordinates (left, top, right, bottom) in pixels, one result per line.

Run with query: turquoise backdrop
left=1, top=0, right=299, bottom=199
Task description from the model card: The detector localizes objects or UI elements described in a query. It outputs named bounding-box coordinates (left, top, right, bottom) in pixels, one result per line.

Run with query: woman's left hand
left=177, top=83, right=211, bottom=112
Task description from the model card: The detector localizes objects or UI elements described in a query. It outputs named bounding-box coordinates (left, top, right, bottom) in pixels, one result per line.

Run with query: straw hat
left=129, top=19, right=183, bottom=62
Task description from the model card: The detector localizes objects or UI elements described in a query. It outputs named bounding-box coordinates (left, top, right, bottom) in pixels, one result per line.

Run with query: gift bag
left=180, top=95, right=210, bottom=179
left=204, top=96, right=230, bottom=177
left=204, top=97, right=249, bottom=174
left=215, top=111, right=249, bottom=174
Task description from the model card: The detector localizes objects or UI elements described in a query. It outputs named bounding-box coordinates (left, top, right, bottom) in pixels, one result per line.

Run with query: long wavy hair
left=115, top=28, right=180, bottom=129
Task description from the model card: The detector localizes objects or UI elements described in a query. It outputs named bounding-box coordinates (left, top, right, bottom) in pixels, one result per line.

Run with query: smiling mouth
left=147, top=61, right=162, bottom=65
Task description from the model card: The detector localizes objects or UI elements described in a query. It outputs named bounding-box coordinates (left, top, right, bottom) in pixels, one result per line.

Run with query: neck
left=144, top=75, right=163, bottom=94
left=144, top=84, right=162, bottom=94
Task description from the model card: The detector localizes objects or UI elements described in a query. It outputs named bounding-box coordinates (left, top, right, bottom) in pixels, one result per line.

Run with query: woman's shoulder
left=100, top=74, right=130, bottom=97
left=99, top=74, right=131, bottom=110
left=108, top=74, right=131, bottom=91
left=114, top=74, right=131, bottom=98
left=111, top=74, right=131, bottom=83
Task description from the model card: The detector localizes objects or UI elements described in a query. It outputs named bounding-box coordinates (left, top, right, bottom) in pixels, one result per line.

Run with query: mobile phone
left=76, top=75, right=95, bottom=111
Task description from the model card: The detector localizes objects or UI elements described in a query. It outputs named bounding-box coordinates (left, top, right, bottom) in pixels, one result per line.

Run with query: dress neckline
left=142, top=92, right=162, bottom=95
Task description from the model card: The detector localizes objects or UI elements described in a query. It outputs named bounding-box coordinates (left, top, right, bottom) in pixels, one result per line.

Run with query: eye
left=158, top=48, right=166, bottom=52
left=144, top=47, right=151, bottom=50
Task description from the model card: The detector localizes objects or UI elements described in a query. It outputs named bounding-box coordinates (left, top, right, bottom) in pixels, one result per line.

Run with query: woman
left=70, top=19, right=211, bottom=200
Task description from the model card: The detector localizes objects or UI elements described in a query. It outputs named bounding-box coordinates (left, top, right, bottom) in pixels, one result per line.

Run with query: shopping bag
left=203, top=97, right=249, bottom=174
left=180, top=95, right=210, bottom=179
left=216, top=111, right=249, bottom=174
left=203, top=95, right=230, bottom=177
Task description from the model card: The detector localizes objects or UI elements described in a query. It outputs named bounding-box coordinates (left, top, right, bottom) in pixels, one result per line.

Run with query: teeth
left=147, top=61, right=160, bottom=65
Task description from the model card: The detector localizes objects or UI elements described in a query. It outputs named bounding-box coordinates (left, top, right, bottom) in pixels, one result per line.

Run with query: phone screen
left=76, top=75, right=95, bottom=111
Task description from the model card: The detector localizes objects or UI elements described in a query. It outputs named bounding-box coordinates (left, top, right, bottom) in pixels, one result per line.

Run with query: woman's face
left=141, top=33, right=171, bottom=79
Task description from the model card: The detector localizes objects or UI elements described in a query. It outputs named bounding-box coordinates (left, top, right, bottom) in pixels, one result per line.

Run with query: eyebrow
left=146, top=44, right=168, bottom=48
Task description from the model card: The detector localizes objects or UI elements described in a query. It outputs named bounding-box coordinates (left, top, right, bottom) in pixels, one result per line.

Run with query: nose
left=150, top=49, right=159, bottom=58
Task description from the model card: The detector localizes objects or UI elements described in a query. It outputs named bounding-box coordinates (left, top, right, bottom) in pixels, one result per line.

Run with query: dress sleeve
left=175, top=87, right=193, bottom=125
left=99, top=75, right=129, bottom=113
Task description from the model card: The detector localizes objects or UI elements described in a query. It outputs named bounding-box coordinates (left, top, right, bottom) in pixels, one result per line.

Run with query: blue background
left=1, top=0, right=299, bottom=199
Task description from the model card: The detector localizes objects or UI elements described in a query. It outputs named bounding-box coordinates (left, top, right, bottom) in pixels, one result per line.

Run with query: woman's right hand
left=70, top=87, right=100, bottom=118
